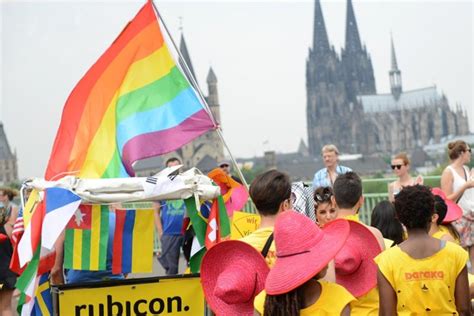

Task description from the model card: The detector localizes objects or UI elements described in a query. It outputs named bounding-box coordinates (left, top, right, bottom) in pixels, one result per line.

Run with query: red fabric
left=66, top=205, right=92, bottom=229
left=205, top=199, right=219, bottom=249
left=112, top=210, right=126, bottom=274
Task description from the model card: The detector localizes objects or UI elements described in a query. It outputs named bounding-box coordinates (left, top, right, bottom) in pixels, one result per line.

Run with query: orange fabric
left=208, top=168, right=241, bottom=202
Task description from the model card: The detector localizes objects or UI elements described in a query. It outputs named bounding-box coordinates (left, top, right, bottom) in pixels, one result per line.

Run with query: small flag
left=112, top=209, right=154, bottom=274
left=16, top=246, right=40, bottom=316
left=64, top=205, right=110, bottom=271
left=18, top=199, right=44, bottom=267
left=205, top=196, right=231, bottom=249
left=41, top=188, right=82, bottom=250
left=32, top=273, right=53, bottom=316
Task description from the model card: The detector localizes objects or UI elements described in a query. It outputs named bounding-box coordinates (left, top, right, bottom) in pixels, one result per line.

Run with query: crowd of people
left=0, top=140, right=472, bottom=315
left=201, top=140, right=474, bottom=315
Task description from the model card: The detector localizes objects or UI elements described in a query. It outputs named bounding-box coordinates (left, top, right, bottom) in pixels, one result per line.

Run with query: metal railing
left=241, top=176, right=442, bottom=225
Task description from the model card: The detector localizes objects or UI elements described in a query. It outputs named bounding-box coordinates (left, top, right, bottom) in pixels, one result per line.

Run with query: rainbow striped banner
left=45, top=0, right=215, bottom=179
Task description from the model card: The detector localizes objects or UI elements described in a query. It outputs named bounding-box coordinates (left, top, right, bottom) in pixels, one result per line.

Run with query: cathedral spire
left=312, top=0, right=330, bottom=53
left=390, top=34, right=399, bottom=71
left=389, top=34, right=402, bottom=99
left=179, top=33, right=197, bottom=83
left=345, top=0, right=362, bottom=53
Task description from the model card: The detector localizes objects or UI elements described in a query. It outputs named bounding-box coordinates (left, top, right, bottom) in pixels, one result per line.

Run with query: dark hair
left=394, top=185, right=434, bottom=230
left=249, top=170, right=291, bottom=216
left=0, top=188, right=17, bottom=201
left=433, top=195, right=461, bottom=240
left=314, top=186, right=333, bottom=206
left=433, top=195, right=447, bottom=225
left=370, top=201, right=404, bottom=245
left=263, top=269, right=325, bottom=316
left=264, top=288, right=302, bottom=316
left=333, top=172, right=362, bottom=209
left=447, top=140, right=468, bottom=160
left=165, top=157, right=181, bottom=166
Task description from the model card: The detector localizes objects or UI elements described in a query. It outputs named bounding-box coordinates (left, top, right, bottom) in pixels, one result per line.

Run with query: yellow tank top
left=375, top=242, right=468, bottom=315
left=350, top=287, right=379, bottom=316
left=438, top=225, right=460, bottom=245
left=254, top=281, right=355, bottom=315
left=344, top=214, right=360, bottom=222
left=240, top=227, right=276, bottom=267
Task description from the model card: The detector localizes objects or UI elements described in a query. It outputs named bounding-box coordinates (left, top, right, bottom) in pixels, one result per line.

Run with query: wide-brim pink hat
left=335, top=220, right=382, bottom=297
left=201, top=240, right=269, bottom=316
left=265, top=211, right=350, bottom=295
left=431, top=187, right=463, bottom=223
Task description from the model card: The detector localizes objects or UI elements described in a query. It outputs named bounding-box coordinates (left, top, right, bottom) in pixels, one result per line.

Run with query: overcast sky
left=1, top=0, right=473, bottom=178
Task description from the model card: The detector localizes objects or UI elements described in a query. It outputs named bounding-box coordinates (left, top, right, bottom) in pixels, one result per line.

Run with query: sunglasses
left=315, top=192, right=332, bottom=202
left=391, top=164, right=404, bottom=170
left=220, top=164, right=229, bottom=168
left=467, top=148, right=472, bottom=153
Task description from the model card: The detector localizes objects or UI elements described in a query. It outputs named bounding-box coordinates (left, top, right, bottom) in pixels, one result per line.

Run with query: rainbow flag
left=45, top=0, right=215, bottom=179
left=112, top=209, right=154, bottom=274
left=64, top=205, right=110, bottom=271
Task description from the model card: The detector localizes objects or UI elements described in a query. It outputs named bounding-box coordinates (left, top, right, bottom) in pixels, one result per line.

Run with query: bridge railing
left=242, top=176, right=441, bottom=225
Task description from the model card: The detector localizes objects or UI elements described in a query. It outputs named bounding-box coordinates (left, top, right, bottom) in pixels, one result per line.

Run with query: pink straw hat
left=431, top=187, right=463, bottom=223
left=334, top=221, right=382, bottom=297
left=201, top=240, right=269, bottom=316
left=265, top=211, right=350, bottom=295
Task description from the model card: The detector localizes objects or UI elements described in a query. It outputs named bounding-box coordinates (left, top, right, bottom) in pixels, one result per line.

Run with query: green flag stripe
left=217, top=195, right=231, bottom=237
left=184, top=198, right=207, bottom=246
left=64, top=229, right=74, bottom=269
left=81, top=229, right=91, bottom=270
left=99, top=205, right=110, bottom=270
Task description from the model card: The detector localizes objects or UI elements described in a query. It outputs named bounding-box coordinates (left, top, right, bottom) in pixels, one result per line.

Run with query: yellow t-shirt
left=344, top=214, right=360, bottom=222
left=350, top=287, right=379, bottom=316
left=240, top=227, right=276, bottom=267
left=383, top=238, right=395, bottom=249
left=438, top=225, right=461, bottom=245
left=253, top=281, right=355, bottom=315
left=375, top=242, right=468, bottom=315
left=432, top=230, right=450, bottom=241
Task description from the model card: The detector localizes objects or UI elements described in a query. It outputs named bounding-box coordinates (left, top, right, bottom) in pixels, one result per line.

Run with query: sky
left=1, top=0, right=473, bottom=178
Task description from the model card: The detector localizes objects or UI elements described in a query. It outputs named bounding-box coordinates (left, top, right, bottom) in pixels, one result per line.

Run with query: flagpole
left=150, top=1, right=250, bottom=189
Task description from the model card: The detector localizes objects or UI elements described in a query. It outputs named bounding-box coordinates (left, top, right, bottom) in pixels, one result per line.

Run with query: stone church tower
left=306, top=0, right=470, bottom=155
left=0, top=123, right=18, bottom=183
left=161, top=34, right=224, bottom=171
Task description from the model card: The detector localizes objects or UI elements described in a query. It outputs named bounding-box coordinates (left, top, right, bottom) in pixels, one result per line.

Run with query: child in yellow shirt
left=376, top=185, right=470, bottom=315
left=254, top=212, right=355, bottom=315
left=430, top=195, right=456, bottom=243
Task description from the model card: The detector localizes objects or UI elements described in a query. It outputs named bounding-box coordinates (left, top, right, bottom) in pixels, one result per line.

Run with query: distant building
left=0, top=123, right=18, bottom=183
left=306, top=0, right=470, bottom=156
left=134, top=34, right=224, bottom=176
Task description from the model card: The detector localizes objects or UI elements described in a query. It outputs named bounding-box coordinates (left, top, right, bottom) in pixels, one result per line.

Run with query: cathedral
left=306, top=0, right=470, bottom=156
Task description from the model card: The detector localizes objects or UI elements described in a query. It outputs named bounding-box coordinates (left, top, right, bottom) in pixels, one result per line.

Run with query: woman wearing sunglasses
left=313, top=186, right=337, bottom=227
left=388, top=152, right=423, bottom=202
left=441, top=140, right=474, bottom=267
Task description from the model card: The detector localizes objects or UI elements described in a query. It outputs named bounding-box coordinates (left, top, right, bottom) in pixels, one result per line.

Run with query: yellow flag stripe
left=131, top=209, right=154, bottom=273
left=89, top=205, right=101, bottom=270
left=72, top=229, right=83, bottom=269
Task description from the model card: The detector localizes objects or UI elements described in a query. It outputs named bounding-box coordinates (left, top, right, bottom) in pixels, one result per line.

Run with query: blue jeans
left=158, top=235, right=183, bottom=275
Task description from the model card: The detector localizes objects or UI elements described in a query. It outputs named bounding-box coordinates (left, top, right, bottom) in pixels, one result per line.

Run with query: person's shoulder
left=375, top=244, right=399, bottom=264
left=314, top=168, right=327, bottom=176
left=340, top=165, right=352, bottom=172
left=444, top=240, right=468, bottom=258
left=365, top=225, right=385, bottom=249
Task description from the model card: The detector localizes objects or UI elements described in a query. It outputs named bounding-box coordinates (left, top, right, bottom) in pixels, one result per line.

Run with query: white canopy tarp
left=23, top=166, right=220, bottom=204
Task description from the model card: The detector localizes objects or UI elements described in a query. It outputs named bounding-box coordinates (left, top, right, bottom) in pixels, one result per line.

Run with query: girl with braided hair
left=254, top=212, right=354, bottom=315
